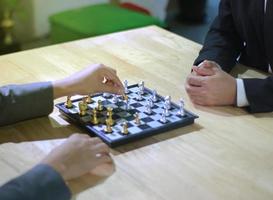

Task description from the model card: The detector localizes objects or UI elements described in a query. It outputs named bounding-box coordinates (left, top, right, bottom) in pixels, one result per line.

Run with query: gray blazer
left=0, top=82, right=71, bottom=200
left=0, top=82, right=53, bottom=126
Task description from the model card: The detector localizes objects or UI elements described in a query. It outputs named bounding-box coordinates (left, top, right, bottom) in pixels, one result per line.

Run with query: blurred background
left=0, top=0, right=219, bottom=55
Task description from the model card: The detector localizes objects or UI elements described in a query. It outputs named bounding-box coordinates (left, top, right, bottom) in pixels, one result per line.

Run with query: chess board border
left=56, top=84, right=199, bottom=147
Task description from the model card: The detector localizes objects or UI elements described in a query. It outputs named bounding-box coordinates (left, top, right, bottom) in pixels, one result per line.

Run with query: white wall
left=15, top=0, right=168, bottom=42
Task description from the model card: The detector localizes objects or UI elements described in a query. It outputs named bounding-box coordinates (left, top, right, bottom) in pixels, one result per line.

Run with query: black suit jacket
left=194, top=0, right=273, bottom=113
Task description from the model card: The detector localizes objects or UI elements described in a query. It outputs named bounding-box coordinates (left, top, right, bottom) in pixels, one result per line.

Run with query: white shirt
left=236, top=0, right=271, bottom=107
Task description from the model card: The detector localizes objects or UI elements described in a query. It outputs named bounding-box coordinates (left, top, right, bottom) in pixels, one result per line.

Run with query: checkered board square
left=55, top=84, right=198, bottom=147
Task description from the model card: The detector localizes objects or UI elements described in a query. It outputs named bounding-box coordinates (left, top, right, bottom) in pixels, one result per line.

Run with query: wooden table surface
left=0, top=26, right=273, bottom=200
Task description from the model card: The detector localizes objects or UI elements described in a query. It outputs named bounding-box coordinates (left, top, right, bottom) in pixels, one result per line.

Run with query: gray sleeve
left=0, top=164, right=71, bottom=200
left=0, top=82, right=54, bottom=126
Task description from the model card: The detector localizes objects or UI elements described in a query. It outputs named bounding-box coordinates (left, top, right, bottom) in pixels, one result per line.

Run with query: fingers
left=186, top=74, right=206, bottom=87
left=92, top=143, right=110, bottom=155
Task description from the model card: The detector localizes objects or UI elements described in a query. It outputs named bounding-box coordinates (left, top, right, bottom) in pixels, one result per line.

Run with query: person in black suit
left=0, top=64, right=124, bottom=200
left=185, top=0, right=273, bottom=113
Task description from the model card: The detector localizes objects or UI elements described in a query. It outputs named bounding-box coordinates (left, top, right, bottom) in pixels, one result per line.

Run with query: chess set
left=55, top=81, right=198, bottom=147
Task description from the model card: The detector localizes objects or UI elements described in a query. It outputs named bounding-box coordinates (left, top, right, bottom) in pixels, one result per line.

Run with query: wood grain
left=0, top=26, right=273, bottom=200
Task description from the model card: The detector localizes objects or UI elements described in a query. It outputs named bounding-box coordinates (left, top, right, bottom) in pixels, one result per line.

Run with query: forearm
left=0, top=82, right=53, bottom=126
left=0, top=164, right=71, bottom=200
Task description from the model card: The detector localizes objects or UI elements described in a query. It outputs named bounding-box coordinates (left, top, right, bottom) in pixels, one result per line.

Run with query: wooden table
left=0, top=26, right=273, bottom=200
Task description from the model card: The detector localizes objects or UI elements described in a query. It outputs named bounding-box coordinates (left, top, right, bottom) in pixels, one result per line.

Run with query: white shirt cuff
left=236, top=79, right=250, bottom=107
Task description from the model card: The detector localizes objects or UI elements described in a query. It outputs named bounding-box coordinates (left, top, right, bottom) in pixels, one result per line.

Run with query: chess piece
left=152, top=90, right=158, bottom=102
left=164, top=104, right=170, bottom=116
left=107, top=107, right=114, bottom=126
left=97, top=100, right=103, bottom=111
left=78, top=102, right=87, bottom=116
left=136, top=90, right=143, bottom=101
left=134, top=112, right=141, bottom=125
left=177, top=98, right=186, bottom=117
left=164, top=96, right=171, bottom=110
left=138, top=81, right=144, bottom=95
left=82, top=98, right=88, bottom=110
left=113, top=95, right=119, bottom=103
left=86, top=95, right=93, bottom=104
left=124, top=80, right=129, bottom=94
left=145, top=104, right=152, bottom=115
left=92, top=108, right=99, bottom=125
left=104, top=118, right=113, bottom=133
left=148, top=98, right=154, bottom=108
left=125, top=98, right=131, bottom=110
left=123, top=94, right=128, bottom=101
left=65, top=96, right=73, bottom=108
left=160, top=110, right=167, bottom=123
left=122, top=122, right=129, bottom=135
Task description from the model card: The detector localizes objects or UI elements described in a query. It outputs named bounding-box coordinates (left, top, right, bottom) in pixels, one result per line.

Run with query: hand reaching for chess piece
left=53, top=63, right=125, bottom=99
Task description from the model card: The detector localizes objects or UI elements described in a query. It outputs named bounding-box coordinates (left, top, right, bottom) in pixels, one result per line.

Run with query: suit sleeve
left=0, top=164, right=71, bottom=200
left=243, top=76, right=273, bottom=113
left=194, top=0, right=244, bottom=72
left=0, top=82, right=53, bottom=126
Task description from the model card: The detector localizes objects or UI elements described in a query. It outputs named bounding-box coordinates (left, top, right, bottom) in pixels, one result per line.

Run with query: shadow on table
left=0, top=115, right=81, bottom=144
left=112, top=123, right=203, bottom=154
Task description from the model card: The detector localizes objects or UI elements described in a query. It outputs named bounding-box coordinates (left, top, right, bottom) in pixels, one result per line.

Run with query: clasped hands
left=185, top=60, right=237, bottom=106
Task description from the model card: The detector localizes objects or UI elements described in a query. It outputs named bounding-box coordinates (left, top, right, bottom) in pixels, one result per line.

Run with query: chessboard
left=55, top=83, right=198, bottom=147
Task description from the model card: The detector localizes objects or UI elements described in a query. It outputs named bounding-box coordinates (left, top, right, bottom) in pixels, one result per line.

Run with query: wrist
left=52, top=79, right=73, bottom=99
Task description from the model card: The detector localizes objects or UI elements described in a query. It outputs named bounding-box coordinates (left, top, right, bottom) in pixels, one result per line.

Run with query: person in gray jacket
left=0, top=63, right=124, bottom=200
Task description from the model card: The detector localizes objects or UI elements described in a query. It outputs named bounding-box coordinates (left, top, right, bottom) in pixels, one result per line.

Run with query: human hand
left=185, top=60, right=237, bottom=106
left=53, top=64, right=124, bottom=99
left=41, top=134, right=114, bottom=181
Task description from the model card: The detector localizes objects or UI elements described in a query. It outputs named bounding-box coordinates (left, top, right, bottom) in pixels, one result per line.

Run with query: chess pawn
left=138, top=81, right=144, bottom=95
left=145, top=104, right=152, bottom=115
left=86, top=95, right=93, bottom=104
left=152, top=90, right=158, bottom=102
left=164, top=96, right=171, bottom=110
left=97, top=100, right=103, bottom=111
left=78, top=102, right=87, bottom=116
left=82, top=98, right=88, bottom=110
left=148, top=98, right=154, bottom=108
left=65, top=96, right=73, bottom=108
left=136, top=90, right=143, bottom=101
left=107, top=107, right=114, bottom=126
left=125, top=98, right=131, bottom=110
left=177, top=99, right=186, bottom=117
left=92, top=108, right=99, bottom=125
left=164, top=104, right=170, bottom=117
left=122, top=122, right=129, bottom=135
left=124, top=80, right=129, bottom=94
left=160, top=110, right=167, bottom=124
left=134, top=113, right=141, bottom=125
left=104, top=118, right=113, bottom=133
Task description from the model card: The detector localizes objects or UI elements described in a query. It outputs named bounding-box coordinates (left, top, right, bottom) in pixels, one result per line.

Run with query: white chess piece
left=160, top=110, right=167, bottom=123
left=152, top=90, right=158, bottom=102
left=138, top=81, right=144, bottom=95
left=145, top=104, right=152, bottom=115
left=125, top=99, right=131, bottom=110
left=124, top=80, right=129, bottom=94
left=177, top=98, right=185, bottom=117
left=164, top=104, right=170, bottom=116
left=137, top=90, right=143, bottom=101
left=148, top=98, right=154, bottom=108
left=164, top=96, right=171, bottom=110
